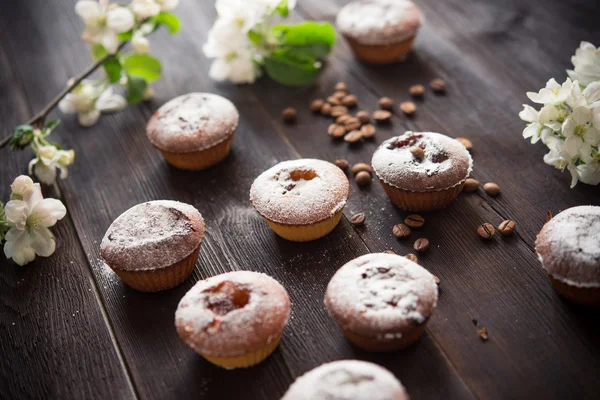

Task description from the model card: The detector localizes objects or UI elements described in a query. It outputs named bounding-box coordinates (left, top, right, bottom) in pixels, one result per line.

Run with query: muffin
left=371, top=131, right=473, bottom=211
left=250, top=159, right=350, bottom=242
left=535, top=206, right=600, bottom=307
left=146, top=93, right=239, bottom=170
left=175, top=271, right=291, bottom=369
left=336, top=0, right=423, bottom=64
left=100, top=200, right=205, bottom=292
left=325, top=253, right=438, bottom=351
left=281, top=360, right=409, bottom=400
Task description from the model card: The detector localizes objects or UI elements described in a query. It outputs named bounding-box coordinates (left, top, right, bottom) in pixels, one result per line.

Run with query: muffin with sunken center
left=325, top=253, right=438, bottom=351
left=281, top=360, right=410, bottom=400
left=372, top=131, right=473, bottom=211
left=146, top=93, right=239, bottom=170
left=536, top=205, right=600, bottom=307
left=101, top=200, right=205, bottom=292
left=250, top=159, right=350, bottom=242
left=336, top=0, right=423, bottom=64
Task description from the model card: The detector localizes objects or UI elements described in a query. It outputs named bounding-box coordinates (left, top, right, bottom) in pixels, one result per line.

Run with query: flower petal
left=10, top=175, right=34, bottom=198
left=3, top=228, right=35, bottom=266
left=34, top=163, right=57, bottom=185
left=4, top=200, right=28, bottom=230
left=578, top=164, right=600, bottom=186
left=95, top=88, right=127, bottom=112
left=519, top=105, right=538, bottom=123
left=106, top=7, right=135, bottom=33
left=29, top=227, right=56, bottom=258
left=563, top=135, right=583, bottom=157
left=571, top=106, right=591, bottom=125
left=75, top=1, right=102, bottom=24
left=78, top=109, right=101, bottom=127
left=29, top=198, right=67, bottom=228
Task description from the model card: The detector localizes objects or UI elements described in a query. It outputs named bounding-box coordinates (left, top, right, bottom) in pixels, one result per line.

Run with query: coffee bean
left=336, top=115, right=351, bottom=125
left=355, top=171, right=371, bottom=186
left=331, top=105, right=349, bottom=117
left=356, top=111, right=370, bottom=123
left=456, top=137, right=473, bottom=150
left=405, top=214, right=425, bottom=228
left=409, top=84, right=425, bottom=97
left=350, top=212, right=365, bottom=226
left=327, top=96, right=341, bottom=106
left=383, top=250, right=396, bottom=254
left=477, top=223, right=495, bottom=239
left=430, top=78, right=446, bottom=93
left=310, top=99, right=324, bottom=112
left=545, top=210, right=553, bottom=223
left=328, top=124, right=346, bottom=138
left=321, top=103, right=332, bottom=116
left=497, top=220, right=516, bottom=236
left=334, top=159, right=349, bottom=170
left=333, top=91, right=347, bottom=99
left=483, top=182, right=501, bottom=197
left=378, top=97, right=393, bottom=110
left=334, top=82, right=348, bottom=92
left=433, top=275, right=440, bottom=285
left=414, top=238, right=429, bottom=252
left=392, top=223, right=411, bottom=239
left=404, top=253, right=418, bottom=263
left=372, top=110, right=392, bottom=122
left=282, top=107, right=297, bottom=123
left=351, top=163, right=372, bottom=175
left=360, top=124, right=376, bottom=139
left=463, top=178, right=480, bottom=192
left=344, top=130, right=363, bottom=143
left=344, top=117, right=361, bottom=131
left=400, top=101, right=416, bottom=116
left=410, top=146, right=424, bottom=160
left=341, top=95, right=358, bottom=107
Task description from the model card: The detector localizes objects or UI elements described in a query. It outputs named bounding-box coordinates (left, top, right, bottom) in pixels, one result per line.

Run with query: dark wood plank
left=0, top=20, right=137, bottom=400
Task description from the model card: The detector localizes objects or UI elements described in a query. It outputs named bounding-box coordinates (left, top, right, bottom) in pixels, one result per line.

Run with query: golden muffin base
left=110, top=244, right=201, bottom=292
left=378, top=179, right=466, bottom=212
left=201, top=333, right=282, bottom=369
left=263, top=210, right=344, bottom=242
left=341, top=323, right=428, bottom=352
left=548, top=275, right=600, bottom=307
left=157, top=134, right=234, bottom=171
left=344, top=35, right=416, bottom=64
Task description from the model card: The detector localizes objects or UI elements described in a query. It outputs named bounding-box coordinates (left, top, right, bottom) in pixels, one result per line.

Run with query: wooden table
left=2, top=0, right=599, bottom=399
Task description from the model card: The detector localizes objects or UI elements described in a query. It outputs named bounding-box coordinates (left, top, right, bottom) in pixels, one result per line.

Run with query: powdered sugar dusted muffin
left=372, top=131, right=473, bottom=211
left=146, top=93, right=239, bottom=170
left=325, top=253, right=438, bottom=351
left=282, top=360, right=409, bottom=400
left=175, top=271, right=290, bottom=369
left=250, top=159, right=350, bottom=242
left=336, top=0, right=423, bottom=64
left=100, top=200, right=205, bottom=292
left=536, top=206, right=600, bottom=306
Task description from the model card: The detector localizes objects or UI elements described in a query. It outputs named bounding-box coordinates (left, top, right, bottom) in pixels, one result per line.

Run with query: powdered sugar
left=146, top=93, right=239, bottom=153
left=281, top=360, right=409, bottom=400
left=372, top=131, right=472, bottom=192
left=336, top=0, right=422, bottom=45
left=250, top=159, right=350, bottom=225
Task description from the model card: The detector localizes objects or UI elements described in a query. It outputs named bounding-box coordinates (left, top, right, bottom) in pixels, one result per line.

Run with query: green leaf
left=274, top=0, right=290, bottom=16
left=91, top=44, right=107, bottom=61
left=153, top=12, right=181, bottom=34
left=125, top=75, right=148, bottom=104
left=248, top=29, right=263, bottom=46
left=122, top=54, right=162, bottom=83
left=103, top=57, right=122, bottom=83
left=270, top=21, right=336, bottom=59
left=9, top=124, right=35, bottom=149
left=118, top=30, right=134, bottom=42
left=264, top=49, right=321, bottom=86
left=44, top=119, right=60, bottom=132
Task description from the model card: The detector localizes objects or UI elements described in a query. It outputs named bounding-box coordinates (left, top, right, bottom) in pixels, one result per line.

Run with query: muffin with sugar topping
left=146, top=93, right=239, bottom=170
left=336, top=0, right=423, bottom=64
left=325, top=253, right=438, bottom=351
left=536, top=206, right=600, bottom=306
left=250, top=159, right=350, bottom=242
left=372, top=131, right=473, bottom=211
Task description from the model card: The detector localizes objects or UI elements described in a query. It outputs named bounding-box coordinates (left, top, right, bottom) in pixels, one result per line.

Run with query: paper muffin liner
left=378, top=179, right=466, bottom=212
left=157, top=133, right=234, bottom=171
left=341, top=323, right=428, bottom=352
left=344, top=35, right=416, bottom=64
left=201, top=333, right=282, bottom=369
left=547, top=274, right=600, bottom=307
left=264, top=210, right=344, bottom=242
left=110, top=244, right=201, bottom=292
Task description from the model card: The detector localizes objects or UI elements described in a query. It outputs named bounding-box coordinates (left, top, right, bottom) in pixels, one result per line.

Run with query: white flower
left=132, top=32, right=150, bottom=54
left=132, top=0, right=178, bottom=19
left=3, top=177, right=66, bottom=266
left=28, top=147, right=76, bottom=185
left=76, top=0, right=135, bottom=53
left=577, top=163, right=600, bottom=186
left=526, top=78, right=576, bottom=105
left=10, top=176, right=35, bottom=201
left=95, top=87, right=127, bottom=112
left=567, top=42, right=600, bottom=87
left=203, top=19, right=248, bottom=59
left=59, top=81, right=126, bottom=127
left=561, top=106, right=600, bottom=161
left=209, top=49, right=261, bottom=84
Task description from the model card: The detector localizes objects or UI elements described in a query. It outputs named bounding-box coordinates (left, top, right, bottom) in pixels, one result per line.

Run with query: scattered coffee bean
left=341, top=95, right=358, bottom=107
left=405, top=253, right=418, bottom=263
left=433, top=275, right=440, bottom=285
left=410, top=146, right=424, bottom=160
left=321, top=103, right=332, bottom=116
left=430, top=78, right=446, bottom=93
left=392, top=223, right=411, bottom=239
left=355, top=171, right=371, bottom=186
left=497, top=220, right=516, bottom=236
left=477, top=327, right=489, bottom=341
left=378, top=97, right=393, bottom=110
left=405, top=214, right=425, bottom=228
left=344, top=117, right=361, bottom=131
left=409, top=84, right=425, bottom=97
left=372, top=110, right=392, bottom=122
left=456, top=137, right=473, bottom=150
left=327, top=95, right=341, bottom=106
left=331, top=105, right=349, bottom=118
left=383, top=250, right=396, bottom=254
left=477, top=223, right=495, bottom=239
left=336, top=114, right=351, bottom=124
left=310, top=99, right=324, bottom=112
left=344, top=130, right=363, bottom=143
left=350, top=212, right=366, bottom=226
left=356, top=110, right=370, bottom=123
left=463, top=178, right=480, bottom=192
left=282, top=107, right=297, bottom=123
left=334, top=82, right=348, bottom=92
left=483, top=182, right=501, bottom=197
left=334, top=159, right=349, bottom=170
left=328, top=124, right=346, bottom=138
left=413, top=238, right=429, bottom=252
left=545, top=210, right=553, bottom=222
left=400, top=101, right=416, bottom=116
left=351, top=163, right=372, bottom=175
left=360, top=124, right=376, bottom=139
left=333, top=91, right=346, bottom=100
